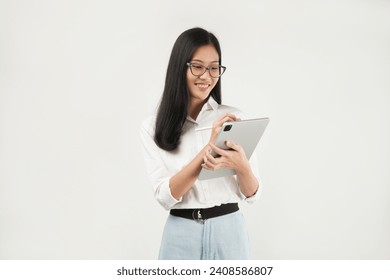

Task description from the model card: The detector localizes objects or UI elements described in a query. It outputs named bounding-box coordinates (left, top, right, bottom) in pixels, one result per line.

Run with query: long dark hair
left=154, top=27, right=222, bottom=151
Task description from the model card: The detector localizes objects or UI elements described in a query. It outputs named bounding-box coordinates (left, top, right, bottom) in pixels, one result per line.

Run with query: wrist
left=235, top=161, right=252, bottom=176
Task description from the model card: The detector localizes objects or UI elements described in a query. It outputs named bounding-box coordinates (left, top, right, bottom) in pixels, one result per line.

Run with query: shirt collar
left=186, top=96, right=219, bottom=123
left=205, top=96, right=219, bottom=111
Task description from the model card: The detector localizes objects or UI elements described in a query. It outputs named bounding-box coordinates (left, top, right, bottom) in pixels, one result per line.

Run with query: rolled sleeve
left=155, top=178, right=182, bottom=210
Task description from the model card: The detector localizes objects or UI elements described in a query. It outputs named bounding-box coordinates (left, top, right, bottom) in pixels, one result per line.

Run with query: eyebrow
left=191, top=59, right=220, bottom=64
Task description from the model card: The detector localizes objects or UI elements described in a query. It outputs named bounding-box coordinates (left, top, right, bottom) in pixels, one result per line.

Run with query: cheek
left=211, top=78, right=219, bottom=88
left=186, top=71, right=194, bottom=86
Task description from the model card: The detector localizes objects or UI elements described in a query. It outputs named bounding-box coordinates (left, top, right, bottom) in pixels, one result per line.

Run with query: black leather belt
left=170, top=203, right=239, bottom=222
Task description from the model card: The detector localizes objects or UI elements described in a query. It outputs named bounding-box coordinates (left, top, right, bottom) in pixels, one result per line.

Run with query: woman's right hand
left=209, top=113, right=239, bottom=144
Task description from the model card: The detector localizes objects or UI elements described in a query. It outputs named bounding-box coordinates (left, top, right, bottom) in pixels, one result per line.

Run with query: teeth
left=196, top=84, right=209, bottom=88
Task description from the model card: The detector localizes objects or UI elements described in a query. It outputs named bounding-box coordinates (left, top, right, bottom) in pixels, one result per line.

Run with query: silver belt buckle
left=192, top=209, right=205, bottom=223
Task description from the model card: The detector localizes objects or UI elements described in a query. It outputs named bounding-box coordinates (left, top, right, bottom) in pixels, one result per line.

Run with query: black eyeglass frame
left=186, top=62, right=227, bottom=78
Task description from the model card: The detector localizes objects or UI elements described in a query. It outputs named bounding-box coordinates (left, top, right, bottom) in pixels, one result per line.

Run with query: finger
left=202, top=155, right=211, bottom=169
left=212, top=126, right=221, bottom=134
left=203, top=148, right=222, bottom=169
left=225, top=140, right=240, bottom=151
left=201, top=162, right=211, bottom=170
left=215, top=113, right=238, bottom=125
left=202, top=158, right=215, bottom=170
left=203, top=158, right=223, bottom=171
left=225, top=141, right=246, bottom=157
left=203, top=150, right=214, bottom=166
left=205, top=150, right=218, bottom=164
left=221, top=113, right=238, bottom=120
left=206, top=153, right=230, bottom=170
left=220, top=115, right=237, bottom=124
left=209, top=142, right=230, bottom=157
left=203, top=155, right=208, bottom=164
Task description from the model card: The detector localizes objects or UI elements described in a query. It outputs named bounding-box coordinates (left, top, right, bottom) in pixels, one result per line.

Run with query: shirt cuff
left=157, top=180, right=182, bottom=210
left=243, top=184, right=261, bottom=203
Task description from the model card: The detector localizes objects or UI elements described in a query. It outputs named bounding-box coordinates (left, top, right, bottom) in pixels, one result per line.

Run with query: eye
left=210, top=66, right=221, bottom=74
left=192, top=64, right=204, bottom=70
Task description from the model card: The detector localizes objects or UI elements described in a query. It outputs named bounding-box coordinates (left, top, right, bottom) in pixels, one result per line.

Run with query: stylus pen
left=195, top=126, right=212, bottom=131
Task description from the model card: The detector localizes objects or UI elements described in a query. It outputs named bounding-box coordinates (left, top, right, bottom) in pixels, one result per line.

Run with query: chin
left=198, top=92, right=211, bottom=101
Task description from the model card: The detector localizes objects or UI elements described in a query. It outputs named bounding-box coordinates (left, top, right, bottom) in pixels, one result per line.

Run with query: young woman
left=140, top=27, right=261, bottom=260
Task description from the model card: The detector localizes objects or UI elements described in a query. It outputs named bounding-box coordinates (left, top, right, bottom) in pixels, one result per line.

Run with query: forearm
left=236, top=164, right=259, bottom=198
left=169, top=146, right=207, bottom=200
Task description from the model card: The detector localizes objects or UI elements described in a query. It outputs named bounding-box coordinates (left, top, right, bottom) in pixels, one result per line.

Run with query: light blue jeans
left=158, top=211, right=251, bottom=260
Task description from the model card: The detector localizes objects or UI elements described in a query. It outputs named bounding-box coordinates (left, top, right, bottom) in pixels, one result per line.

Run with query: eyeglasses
left=186, top=62, right=226, bottom=78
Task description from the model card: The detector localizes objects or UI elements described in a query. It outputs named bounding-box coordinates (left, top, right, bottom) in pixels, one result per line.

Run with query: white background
left=0, top=0, right=389, bottom=259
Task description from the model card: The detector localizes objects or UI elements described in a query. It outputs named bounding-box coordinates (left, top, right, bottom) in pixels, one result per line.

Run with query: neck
left=188, top=98, right=206, bottom=120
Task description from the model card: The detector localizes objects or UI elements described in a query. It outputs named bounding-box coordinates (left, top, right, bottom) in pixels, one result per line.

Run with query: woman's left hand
left=201, top=141, right=250, bottom=173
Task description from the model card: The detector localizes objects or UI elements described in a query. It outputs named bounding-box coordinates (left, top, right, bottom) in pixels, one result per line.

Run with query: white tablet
left=198, top=117, right=269, bottom=180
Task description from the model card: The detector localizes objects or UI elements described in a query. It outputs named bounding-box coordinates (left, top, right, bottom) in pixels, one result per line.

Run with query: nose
left=199, top=68, right=213, bottom=79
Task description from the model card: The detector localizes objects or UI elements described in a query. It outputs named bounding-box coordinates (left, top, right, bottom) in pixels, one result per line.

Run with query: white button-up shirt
left=140, top=97, right=261, bottom=210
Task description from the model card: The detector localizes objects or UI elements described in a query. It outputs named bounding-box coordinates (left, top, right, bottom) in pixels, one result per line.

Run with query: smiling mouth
left=195, top=83, right=210, bottom=89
